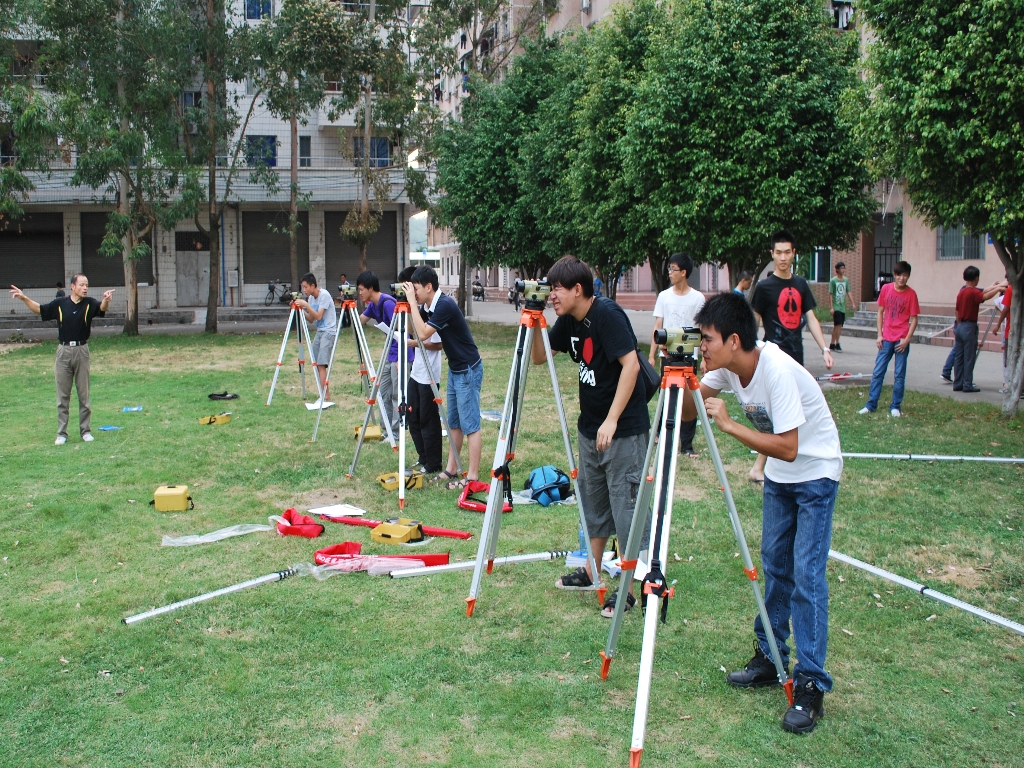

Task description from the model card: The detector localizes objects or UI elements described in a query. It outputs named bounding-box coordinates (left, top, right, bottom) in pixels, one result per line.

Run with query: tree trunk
left=649, top=252, right=670, bottom=293
left=118, top=175, right=139, bottom=336
left=122, top=247, right=139, bottom=336
left=206, top=208, right=221, bottom=333
left=745, top=257, right=772, bottom=301
left=993, top=237, right=1022, bottom=416
left=289, top=114, right=300, bottom=289
left=458, top=256, right=467, bottom=313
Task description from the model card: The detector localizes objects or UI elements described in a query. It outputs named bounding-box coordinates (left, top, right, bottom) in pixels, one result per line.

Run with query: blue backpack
left=525, top=466, right=571, bottom=507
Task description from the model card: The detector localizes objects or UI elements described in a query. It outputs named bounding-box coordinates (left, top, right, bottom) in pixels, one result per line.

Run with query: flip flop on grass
left=433, top=470, right=458, bottom=484
left=446, top=478, right=470, bottom=491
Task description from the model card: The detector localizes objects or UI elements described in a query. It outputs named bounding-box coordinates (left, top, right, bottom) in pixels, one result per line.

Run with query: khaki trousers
left=55, top=344, right=91, bottom=438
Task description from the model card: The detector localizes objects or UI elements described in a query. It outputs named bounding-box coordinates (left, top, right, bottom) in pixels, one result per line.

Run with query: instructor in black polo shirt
left=10, top=274, right=114, bottom=445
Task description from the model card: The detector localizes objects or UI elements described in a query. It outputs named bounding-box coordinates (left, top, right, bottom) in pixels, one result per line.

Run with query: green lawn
left=1, top=327, right=1022, bottom=767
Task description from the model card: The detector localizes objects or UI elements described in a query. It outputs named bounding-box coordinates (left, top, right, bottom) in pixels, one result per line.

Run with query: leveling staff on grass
left=684, top=292, right=842, bottom=734
left=10, top=275, right=114, bottom=445
left=531, top=255, right=650, bottom=619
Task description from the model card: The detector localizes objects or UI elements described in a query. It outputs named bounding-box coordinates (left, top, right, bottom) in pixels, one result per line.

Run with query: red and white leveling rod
left=815, top=371, right=871, bottom=382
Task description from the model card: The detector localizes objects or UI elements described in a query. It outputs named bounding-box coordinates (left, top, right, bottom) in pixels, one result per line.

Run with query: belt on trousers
left=60, top=341, right=87, bottom=347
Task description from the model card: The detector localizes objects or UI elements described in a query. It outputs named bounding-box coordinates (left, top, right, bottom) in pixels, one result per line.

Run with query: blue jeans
left=942, top=346, right=954, bottom=379
left=952, top=321, right=979, bottom=389
left=865, top=341, right=909, bottom=411
left=446, top=359, right=484, bottom=435
left=756, top=476, right=839, bottom=692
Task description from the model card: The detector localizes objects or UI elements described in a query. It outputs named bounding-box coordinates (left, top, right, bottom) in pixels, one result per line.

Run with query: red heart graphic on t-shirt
left=582, top=337, right=593, bottom=365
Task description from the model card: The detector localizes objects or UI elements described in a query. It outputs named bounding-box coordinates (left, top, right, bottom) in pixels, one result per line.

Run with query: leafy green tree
left=623, top=0, right=874, bottom=291
left=433, top=37, right=567, bottom=281
left=418, top=0, right=550, bottom=309
left=255, top=0, right=365, bottom=290
left=31, top=0, right=195, bottom=335
left=0, top=0, right=42, bottom=225
left=565, top=0, right=668, bottom=297
left=157, top=0, right=265, bottom=332
left=861, top=0, right=1024, bottom=414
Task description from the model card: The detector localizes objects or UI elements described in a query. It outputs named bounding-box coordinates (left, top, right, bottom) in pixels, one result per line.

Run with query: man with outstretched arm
left=530, top=255, right=650, bottom=618
left=10, top=275, right=114, bottom=445
left=684, top=292, right=842, bottom=734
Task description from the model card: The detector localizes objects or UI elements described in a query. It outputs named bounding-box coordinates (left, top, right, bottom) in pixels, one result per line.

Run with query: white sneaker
left=890, top=409, right=901, bottom=418
left=82, top=433, right=95, bottom=442
left=857, top=407, right=872, bottom=415
left=55, top=435, right=67, bottom=445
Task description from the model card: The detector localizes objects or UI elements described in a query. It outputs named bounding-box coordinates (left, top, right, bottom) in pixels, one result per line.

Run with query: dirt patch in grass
left=904, top=546, right=991, bottom=589
left=0, top=342, right=39, bottom=354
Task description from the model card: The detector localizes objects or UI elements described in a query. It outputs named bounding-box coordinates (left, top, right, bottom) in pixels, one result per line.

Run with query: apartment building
left=1, top=0, right=413, bottom=317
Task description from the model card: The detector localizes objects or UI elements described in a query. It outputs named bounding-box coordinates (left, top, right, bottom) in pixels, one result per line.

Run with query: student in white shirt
left=683, top=292, right=842, bottom=735
left=650, top=253, right=705, bottom=455
left=295, top=272, right=336, bottom=402
left=399, top=266, right=445, bottom=473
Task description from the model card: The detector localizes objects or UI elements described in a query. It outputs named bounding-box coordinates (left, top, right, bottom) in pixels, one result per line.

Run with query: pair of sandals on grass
left=433, top=469, right=473, bottom=491
left=556, top=566, right=637, bottom=619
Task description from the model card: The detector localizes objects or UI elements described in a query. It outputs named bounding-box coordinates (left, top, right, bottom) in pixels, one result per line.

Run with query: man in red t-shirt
left=859, top=261, right=920, bottom=417
left=952, top=266, right=1006, bottom=392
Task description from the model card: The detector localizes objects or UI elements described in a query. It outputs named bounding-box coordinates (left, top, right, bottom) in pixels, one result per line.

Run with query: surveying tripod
left=600, top=331, right=792, bottom=768
left=267, top=299, right=323, bottom=406
left=348, top=296, right=461, bottom=511
left=311, top=296, right=380, bottom=443
left=465, top=289, right=605, bottom=617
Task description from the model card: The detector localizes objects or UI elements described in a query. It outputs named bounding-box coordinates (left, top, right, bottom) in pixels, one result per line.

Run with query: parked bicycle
left=265, top=280, right=293, bottom=306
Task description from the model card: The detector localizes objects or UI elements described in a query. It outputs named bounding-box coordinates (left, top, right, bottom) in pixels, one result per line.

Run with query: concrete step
left=0, top=309, right=194, bottom=330
left=823, top=322, right=1004, bottom=352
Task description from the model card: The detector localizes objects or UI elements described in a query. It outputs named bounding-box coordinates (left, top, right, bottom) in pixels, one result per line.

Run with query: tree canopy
left=861, top=0, right=1024, bottom=413
left=431, top=0, right=874, bottom=293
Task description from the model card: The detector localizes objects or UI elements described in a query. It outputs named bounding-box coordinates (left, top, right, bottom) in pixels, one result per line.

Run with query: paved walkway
left=464, top=299, right=1009, bottom=407
left=12, top=297, right=1008, bottom=407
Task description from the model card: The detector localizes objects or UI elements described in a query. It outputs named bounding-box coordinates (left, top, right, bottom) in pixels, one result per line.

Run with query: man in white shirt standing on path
left=650, top=253, right=705, bottom=455
left=684, top=292, right=842, bottom=735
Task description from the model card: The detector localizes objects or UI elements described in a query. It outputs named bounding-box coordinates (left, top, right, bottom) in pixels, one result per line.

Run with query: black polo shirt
left=39, top=296, right=105, bottom=344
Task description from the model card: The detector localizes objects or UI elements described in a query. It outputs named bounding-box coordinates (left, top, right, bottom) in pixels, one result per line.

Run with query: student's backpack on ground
left=525, top=466, right=571, bottom=507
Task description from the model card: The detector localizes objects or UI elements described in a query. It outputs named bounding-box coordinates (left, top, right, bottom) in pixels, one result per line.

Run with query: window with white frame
left=353, top=137, right=390, bottom=168
left=245, top=135, right=277, bottom=167
left=246, top=0, right=272, bottom=20
left=937, top=224, right=984, bottom=261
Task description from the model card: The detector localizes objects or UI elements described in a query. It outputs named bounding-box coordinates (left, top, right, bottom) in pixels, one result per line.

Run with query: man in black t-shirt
left=748, top=230, right=834, bottom=482
left=404, top=267, right=484, bottom=490
left=532, top=255, right=650, bottom=617
left=10, top=274, right=114, bottom=445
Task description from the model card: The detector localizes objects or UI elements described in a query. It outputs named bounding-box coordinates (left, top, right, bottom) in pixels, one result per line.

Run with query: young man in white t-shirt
left=399, top=266, right=445, bottom=474
left=683, top=292, right=842, bottom=735
left=650, top=252, right=705, bottom=455
left=295, top=273, right=336, bottom=402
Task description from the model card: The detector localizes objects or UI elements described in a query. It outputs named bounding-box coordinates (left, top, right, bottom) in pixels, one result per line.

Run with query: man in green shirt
left=828, top=262, right=855, bottom=352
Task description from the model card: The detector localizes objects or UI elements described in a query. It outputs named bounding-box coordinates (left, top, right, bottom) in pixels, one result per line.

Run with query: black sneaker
left=829, top=343, right=837, bottom=351
left=834, top=343, right=842, bottom=352
left=782, top=678, right=825, bottom=734
left=555, top=566, right=596, bottom=591
left=726, top=640, right=785, bottom=688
